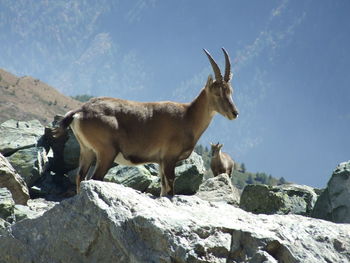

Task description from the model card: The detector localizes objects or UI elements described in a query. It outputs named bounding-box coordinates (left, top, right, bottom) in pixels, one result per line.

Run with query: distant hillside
left=0, top=69, right=82, bottom=124
left=194, top=144, right=287, bottom=189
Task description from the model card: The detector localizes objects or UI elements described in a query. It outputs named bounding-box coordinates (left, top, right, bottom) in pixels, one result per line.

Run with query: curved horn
left=203, top=49, right=222, bottom=81
left=222, top=47, right=232, bottom=82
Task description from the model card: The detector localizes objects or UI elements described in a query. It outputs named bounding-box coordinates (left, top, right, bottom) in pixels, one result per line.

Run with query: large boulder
left=196, top=173, right=241, bottom=206
left=240, top=184, right=318, bottom=216
left=312, top=161, right=350, bottom=223
left=0, top=181, right=349, bottom=263
left=7, top=146, right=48, bottom=187
left=0, top=119, right=44, bottom=156
left=0, top=153, right=29, bottom=205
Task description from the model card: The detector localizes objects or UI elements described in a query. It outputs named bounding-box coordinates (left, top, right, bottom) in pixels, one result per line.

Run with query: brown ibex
left=210, top=142, right=235, bottom=177
left=54, top=48, right=239, bottom=196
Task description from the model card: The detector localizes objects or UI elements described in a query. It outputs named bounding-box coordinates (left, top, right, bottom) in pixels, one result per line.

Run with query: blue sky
left=1, top=0, right=349, bottom=188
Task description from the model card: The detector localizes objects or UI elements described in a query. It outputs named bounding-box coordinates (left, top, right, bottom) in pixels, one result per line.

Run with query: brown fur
left=54, top=49, right=239, bottom=196
left=210, top=143, right=235, bottom=177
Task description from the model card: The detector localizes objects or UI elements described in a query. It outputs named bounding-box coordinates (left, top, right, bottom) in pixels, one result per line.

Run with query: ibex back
left=54, top=48, right=239, bottom=196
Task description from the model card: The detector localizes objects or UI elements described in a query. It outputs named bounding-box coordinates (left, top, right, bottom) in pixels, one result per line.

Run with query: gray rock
left=104, top=152, right=204, bottom=196
left=196, top=173, right=241, bottom=206
left=157, top=151, right=205, bottom=195
left=240, top=184, right=318, bottom=216
left=0, top=153, right=29, bottom=205
left=312, top=161, right=350, bottom=223
left=104, top=165, right=154, bottom=192
left=0, top=181, right=349, bottom=263
left=0, top=187, right=15, bottom=223
left=7, top=146, right=48, bottom=187
left=174, top=152, right=205, bottom=194
left=0, top=119, right=44, bottom=156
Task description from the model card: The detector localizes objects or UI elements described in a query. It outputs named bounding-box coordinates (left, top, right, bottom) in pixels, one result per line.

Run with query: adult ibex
left=210, top=142, right=235, bottom=177
left=54, top=48, right=239, bottom=196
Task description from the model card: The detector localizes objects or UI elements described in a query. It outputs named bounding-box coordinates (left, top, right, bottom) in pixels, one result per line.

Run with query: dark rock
left=312, top=161, right=350, bottom=223
left=7, top=146, right=48, bottom=187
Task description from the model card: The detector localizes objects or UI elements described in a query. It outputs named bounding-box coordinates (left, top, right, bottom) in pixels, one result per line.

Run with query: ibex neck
left=187, top=88, right=215, bottom=142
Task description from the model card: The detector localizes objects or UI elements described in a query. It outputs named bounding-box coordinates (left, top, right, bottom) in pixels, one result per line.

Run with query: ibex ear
left=205, top=75, right=214, bottom=89
left=219, top=144, right=223, bottom=149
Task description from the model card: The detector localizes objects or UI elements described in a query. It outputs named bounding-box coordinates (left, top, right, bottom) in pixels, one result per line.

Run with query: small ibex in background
left=210, top=142, right=235, bottom=177
left=54, top=48, right=239, bottom=196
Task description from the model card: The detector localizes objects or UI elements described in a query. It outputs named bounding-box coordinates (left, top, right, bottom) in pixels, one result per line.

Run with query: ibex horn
left=203, top=49, right=222, bottom=81
left=222, top=48, right=232, bottom=82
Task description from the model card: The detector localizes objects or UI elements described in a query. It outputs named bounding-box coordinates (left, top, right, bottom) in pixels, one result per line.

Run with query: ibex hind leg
left=76, top=147, right=95, bottom=194
left=90, top=147, right=117, bottom=182
left=160, top=162, right=176, bottom=197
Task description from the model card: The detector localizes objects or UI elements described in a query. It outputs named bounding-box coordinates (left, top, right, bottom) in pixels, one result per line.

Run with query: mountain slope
left=0, top=69, right=82, bottom=124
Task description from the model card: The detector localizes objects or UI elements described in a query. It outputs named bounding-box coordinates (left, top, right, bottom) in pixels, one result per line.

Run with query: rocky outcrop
left=196, top=173, right=241, bottom=206
left=0, top=181, right=349, bottom=263
left=0, top=119, right=44, bottom=156
left=0, top=153, right=29, bottom=205
left=312, top=161, right=350, bottom=223
left=240, top=184, right=318, bottom=216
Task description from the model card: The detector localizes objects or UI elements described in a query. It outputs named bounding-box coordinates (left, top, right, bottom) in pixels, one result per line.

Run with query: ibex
left=210, top=142, right=235, bottom=177
left=54, top=48, right=238, bottom=196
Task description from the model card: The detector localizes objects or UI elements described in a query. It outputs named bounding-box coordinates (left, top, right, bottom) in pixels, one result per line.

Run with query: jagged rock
left=0, top=187, right=15, bottom=223
left=312, top=161, right=350, bottom=223
left=240, top=184, right=318, bottom=216
left=0, top=153, right=29, bottom=205
left=0, top=181, right=349, bottom=263
left=104, top=165, right=154, bottom=192
left=7, top=146, right=48, bottom=187
left=174, top=151, right=205, bottom=194
left=0, top=119, right=44, bottom=156
left=196, top=173, right=241, bottom=206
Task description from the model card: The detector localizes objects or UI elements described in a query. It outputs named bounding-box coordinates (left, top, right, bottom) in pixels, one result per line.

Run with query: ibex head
left=204, top=48, right=239, bottom=120
left=211, top=142, right=223, bottom=157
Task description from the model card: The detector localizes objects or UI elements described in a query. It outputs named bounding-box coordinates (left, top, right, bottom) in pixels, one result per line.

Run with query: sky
left=0, top=0, right=349, bottom=188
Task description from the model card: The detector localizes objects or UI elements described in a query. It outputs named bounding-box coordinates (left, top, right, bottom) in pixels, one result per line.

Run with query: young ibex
left=210, top=142, right=235, bottom=177
left=54, top=48, right=239, bottom=196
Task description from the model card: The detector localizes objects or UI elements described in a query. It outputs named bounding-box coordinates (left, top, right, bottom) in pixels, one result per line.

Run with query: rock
left=174, top=152, right=205, bottom=194
left=196, top=173, right=241, bottom=206
left=0, top=119, right=44, bottom=156
left=62, top=129, right=80, bottom=171
left=7, top=146, right=48, bottom=187
left=104, top=152, right=204, bottom=196
left=0, top=153, right=29, bottom=205
left=149, top=151, right=205, bottom=195
left=240, top=184, right=318, bottom=216
left=104, top=165, right=154, bottom=192
left=0, top=181, right=349, bottom=263
left=312, top=161, right=350, bottom=223
left=0, top=187, right=15, bottom=223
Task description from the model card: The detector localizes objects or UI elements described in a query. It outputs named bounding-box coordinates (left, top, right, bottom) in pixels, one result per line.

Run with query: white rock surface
left=0, top=181, right=349, bottom=263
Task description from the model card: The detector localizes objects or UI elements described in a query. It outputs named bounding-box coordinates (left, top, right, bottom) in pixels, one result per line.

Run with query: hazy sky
left=1, top=0, right=349, bottom=188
